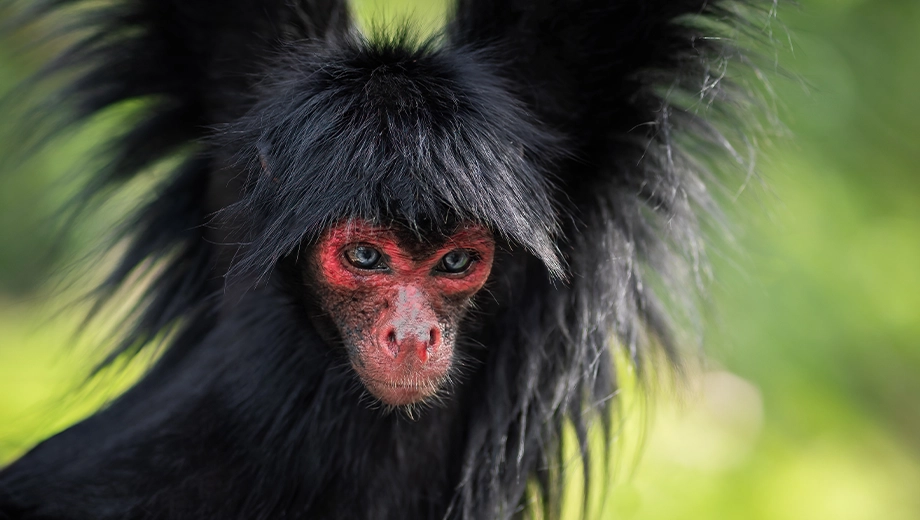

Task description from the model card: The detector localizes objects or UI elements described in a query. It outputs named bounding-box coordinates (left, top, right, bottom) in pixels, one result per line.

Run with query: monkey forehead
left=216, top=38, right=566, bottom=284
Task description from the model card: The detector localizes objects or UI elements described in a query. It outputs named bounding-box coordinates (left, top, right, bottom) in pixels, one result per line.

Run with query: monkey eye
left=436, top=250, right=474, bottom=274
left=344, top=245, right=386, bottom=270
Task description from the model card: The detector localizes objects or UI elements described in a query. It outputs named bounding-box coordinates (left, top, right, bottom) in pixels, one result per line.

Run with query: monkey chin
left=354, top=362, right=449, bottom=407
left=362, top=378, right=442, bottom=407
left=352, top=348, right=453, bottom=407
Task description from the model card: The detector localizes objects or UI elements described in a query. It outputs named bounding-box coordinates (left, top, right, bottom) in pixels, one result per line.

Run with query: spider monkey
left=0, top=0, right=775, bottom=518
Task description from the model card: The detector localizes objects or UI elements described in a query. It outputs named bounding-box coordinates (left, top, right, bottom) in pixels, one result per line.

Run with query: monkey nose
left=382, top=326, right=441, bottom=363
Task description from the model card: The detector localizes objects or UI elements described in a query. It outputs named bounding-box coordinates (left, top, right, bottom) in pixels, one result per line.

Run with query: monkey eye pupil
left=345, top=246, right=384, bottom=270
left=438, top=250, right=473, bottom=274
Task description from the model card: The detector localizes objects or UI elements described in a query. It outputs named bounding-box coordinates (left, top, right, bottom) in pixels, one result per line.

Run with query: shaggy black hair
left=0, top=0, right=775, bottom=519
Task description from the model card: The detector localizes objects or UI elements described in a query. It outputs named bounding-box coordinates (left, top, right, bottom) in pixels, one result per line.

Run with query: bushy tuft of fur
left=217, top=34, right=566, bottom=284
left=0, top=1, right=776, bottom=519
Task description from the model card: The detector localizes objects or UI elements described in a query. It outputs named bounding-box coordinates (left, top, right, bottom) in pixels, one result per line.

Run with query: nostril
left=428, top=328, right=441, bottom=349
left=382, top=329, right=398, bottom=358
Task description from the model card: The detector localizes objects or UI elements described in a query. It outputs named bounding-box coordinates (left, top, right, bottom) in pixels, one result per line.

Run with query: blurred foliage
left=0, top=44, right=66, bottom=294
left=2, top=0, right=920, bottom=519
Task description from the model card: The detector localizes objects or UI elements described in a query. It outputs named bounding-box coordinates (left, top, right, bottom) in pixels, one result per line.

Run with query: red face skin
left=310, top=220, right=495, bottom=407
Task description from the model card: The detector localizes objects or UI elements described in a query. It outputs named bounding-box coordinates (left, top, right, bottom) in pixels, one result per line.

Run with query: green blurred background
left=2, top=1, right=919, bottom=519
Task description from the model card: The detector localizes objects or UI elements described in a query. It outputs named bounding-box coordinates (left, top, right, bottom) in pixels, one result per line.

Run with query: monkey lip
left=352, top=350, right=453, bottom=406
left=361, top=376, right=443, bottom=406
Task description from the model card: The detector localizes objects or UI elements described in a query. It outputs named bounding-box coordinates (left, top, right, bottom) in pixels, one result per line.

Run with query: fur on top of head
left=218, top=37, right=567, bottom=284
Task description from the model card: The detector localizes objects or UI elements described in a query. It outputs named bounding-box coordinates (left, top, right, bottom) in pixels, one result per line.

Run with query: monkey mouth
left=360, top=376, right=444, bottom=406
left=351, top=353, right=452, bottom=407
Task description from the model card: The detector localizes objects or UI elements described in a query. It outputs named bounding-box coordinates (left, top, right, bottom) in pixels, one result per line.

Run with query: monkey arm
left=449, top=0, right=772, bottom=362
left=2, top=0, right=354, bottom=371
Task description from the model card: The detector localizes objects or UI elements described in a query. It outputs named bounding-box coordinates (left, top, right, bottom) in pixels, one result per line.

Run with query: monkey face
left=309, top=220, right=495, bottom=406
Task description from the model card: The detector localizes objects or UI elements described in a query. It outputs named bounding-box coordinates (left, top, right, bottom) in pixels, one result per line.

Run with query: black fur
left=0, top=0, right=775, bottom=519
